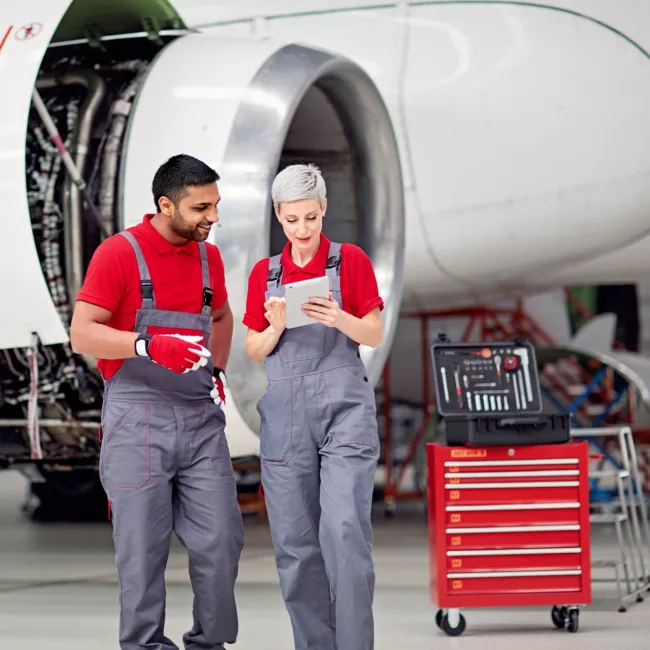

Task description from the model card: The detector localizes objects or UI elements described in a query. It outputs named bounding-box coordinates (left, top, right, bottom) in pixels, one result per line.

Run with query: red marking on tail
left=0, top=27, right=12, bottom=54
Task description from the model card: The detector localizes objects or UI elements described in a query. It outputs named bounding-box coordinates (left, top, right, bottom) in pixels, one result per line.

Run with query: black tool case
left=430, top=335, right=569, bottom=447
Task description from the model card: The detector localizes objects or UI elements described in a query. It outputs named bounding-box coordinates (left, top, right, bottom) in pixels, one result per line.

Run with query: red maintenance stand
left=426, top=336, right=592, bottom=636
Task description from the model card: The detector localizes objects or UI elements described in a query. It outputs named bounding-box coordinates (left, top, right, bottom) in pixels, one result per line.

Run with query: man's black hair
left=151, top=154, right=220, bottom=210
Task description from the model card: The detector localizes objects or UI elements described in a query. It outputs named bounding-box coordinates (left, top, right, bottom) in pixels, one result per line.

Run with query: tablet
left=284, top=275, right=331, bottom=329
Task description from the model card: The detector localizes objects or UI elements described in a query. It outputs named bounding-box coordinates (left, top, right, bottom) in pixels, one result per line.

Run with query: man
left=243, top=164, right=383, bottom=650
left=70, top=154, right=244, bottom=650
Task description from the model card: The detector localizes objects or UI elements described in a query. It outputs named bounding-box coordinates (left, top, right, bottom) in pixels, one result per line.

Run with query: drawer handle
left=445, top=481, right=579, bottom=489
left=447, top=569, right=582, bottom=579
left=445, top=459, right=579, bottom=467
left=446, top=503, right=580, bottom=512
left=444, top=470, right=579, bottom=478
left=446, top=525, right=580, bottom=534
left=447, top=547, right=582, bottom=557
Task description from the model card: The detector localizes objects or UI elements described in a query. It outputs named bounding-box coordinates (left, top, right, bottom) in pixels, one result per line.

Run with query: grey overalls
left=99, top=230, right=244, bottom=650
left=258, top=241, right=380, bottom=650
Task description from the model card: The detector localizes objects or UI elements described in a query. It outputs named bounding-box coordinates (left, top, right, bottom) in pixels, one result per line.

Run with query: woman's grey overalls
left=258, top=240, right=380, bottom=650
left=99, top=231, right=244, bottom=650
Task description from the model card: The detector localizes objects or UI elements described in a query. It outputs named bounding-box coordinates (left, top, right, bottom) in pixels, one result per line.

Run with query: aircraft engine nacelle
left=120, top=34, right=405, bottom=438
left=0, top=3, right=404, bottom=457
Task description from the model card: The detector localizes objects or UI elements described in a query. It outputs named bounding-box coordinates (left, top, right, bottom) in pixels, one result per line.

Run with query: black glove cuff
left=213, top=367, right=225, bottom=379
left=135, top=333, right=152, bottom=357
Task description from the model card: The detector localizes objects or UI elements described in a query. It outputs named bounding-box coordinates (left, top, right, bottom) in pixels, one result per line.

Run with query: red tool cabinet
left=426, top=440, right=592, bottom=636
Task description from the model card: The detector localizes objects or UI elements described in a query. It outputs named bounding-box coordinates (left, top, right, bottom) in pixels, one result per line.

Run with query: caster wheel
left=435, top=609, right=443, bottom=629
left=441, top=612, right=466, bottom=637
left=567, top=609, right=579, bottom=633
left=551, top=606, right=564, bottom=629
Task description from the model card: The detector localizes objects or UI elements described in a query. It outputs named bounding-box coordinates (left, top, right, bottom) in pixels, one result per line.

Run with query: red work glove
left=211, top=368, right=226, bottom=410
left=137, top=334, right=211, bottom=374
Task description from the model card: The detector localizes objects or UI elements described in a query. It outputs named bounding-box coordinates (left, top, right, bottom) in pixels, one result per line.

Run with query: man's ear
left=321, top=198, right=328, bottom=217
left=158, top=196, right=173, bottom=216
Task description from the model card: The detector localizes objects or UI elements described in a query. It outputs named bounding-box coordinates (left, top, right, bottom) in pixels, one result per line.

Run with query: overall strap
left=120, top=231, right=155, bottom=310
left=325, top=241, right=342, bottom=290
left=198, top=242, right=213, bottom=317
left=266, top=253, right=283, bottom=290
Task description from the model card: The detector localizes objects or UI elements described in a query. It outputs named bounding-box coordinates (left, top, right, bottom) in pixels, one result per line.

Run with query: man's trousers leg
left=100, top=401, right=177, bottom=650
left=172, top=404, right=244, bottom=650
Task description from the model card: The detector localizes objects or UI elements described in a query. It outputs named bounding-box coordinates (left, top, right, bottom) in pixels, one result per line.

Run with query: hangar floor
left=0, top=470, right=648, bottom=650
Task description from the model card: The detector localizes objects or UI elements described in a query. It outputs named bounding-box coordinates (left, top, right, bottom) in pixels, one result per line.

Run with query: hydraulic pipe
left=34, top=70, right=107, bottom=303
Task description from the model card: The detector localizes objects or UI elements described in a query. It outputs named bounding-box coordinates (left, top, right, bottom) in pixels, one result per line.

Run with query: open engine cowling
left=121, top=34, right=405, bottom=439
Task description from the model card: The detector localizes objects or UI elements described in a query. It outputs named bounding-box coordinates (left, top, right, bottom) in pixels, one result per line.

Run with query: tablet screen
left=284, top=275, right=330, bottom=329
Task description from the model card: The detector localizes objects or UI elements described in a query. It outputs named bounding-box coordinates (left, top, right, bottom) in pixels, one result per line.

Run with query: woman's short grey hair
left=271, top=163, right=327, bottom=207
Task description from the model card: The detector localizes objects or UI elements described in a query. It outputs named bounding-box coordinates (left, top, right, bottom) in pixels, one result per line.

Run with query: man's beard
left=170, top=209, right=210, bottom=242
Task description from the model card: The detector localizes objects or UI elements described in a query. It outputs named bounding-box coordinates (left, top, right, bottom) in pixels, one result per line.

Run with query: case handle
left=496, top=416, right=546, bottom=430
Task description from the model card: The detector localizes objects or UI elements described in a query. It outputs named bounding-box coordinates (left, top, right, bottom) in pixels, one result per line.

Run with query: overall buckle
left=202, top=287, right=213, bottom=307
left=140, top=280, right=153, bottom=300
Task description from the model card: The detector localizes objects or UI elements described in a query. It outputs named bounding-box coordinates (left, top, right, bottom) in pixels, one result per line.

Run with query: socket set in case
left=431, top=335, right=570, bottom=447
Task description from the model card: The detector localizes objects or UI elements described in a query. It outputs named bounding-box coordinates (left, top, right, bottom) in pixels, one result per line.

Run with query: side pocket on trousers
left=207, top=408, right=235, bottom=478
left=101, top=402, right=151, bottom=489
left=257, top=380, right=293, bottom=464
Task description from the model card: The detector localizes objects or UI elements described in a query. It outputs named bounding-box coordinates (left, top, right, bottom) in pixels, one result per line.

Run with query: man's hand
left=141, top=334, right=211, bottom=374
left=301, top=292, right=345, bottom=329
left=211, top=368, right=227, bottom=410
left=264, top=297, right=286, bottom=333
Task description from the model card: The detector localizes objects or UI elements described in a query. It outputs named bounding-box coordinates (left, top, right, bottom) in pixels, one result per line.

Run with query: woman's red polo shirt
left=243, top=232, right=384, bottom=332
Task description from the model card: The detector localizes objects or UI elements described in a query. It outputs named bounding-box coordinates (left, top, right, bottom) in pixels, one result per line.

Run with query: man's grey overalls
left=258, top=240, right=380, bottom=650
left=99, top=231, right=244, bottom=650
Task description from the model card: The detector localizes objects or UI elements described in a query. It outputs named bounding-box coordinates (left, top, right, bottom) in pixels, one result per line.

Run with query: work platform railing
left=571, top=426, right=650, bottom=611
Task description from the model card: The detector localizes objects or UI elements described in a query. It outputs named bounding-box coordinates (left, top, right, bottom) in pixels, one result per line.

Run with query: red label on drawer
left=450, top=449, right=488, bottom=458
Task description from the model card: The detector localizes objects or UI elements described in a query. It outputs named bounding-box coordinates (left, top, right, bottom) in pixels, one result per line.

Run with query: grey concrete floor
left=0, top=469, right=649, bottom=649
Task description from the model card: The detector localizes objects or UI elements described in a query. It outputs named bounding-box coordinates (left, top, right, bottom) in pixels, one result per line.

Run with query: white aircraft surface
left=2, top=0, right=650, bottom=477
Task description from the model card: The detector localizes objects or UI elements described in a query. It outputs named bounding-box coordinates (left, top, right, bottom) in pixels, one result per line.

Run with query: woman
left=243, top=164, right=384, bottom=650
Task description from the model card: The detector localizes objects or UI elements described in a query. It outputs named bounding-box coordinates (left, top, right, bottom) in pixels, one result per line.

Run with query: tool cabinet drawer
left=446, top=548, right=583, bottom=572
left=446, top=571, right=583, bottom=595
left=445, top=470, right=579, bottom=485
left=444, top=458, right=580, bottom=474
left=445, top=503, right=581, bottom=527
left=445, top=483, right=580, bottom=505
left=444, top=446, right=581, bottom=463
left=446, top=525, right=582, bottom=550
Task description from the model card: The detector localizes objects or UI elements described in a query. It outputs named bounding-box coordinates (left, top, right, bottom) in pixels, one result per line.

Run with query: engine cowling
left=121, top=34, right=405, bottom=442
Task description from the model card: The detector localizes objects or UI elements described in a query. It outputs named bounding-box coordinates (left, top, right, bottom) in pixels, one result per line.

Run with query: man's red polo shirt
left=76, top=214, right=228, bottom=380
left=243, top=232, right=384, bottom=332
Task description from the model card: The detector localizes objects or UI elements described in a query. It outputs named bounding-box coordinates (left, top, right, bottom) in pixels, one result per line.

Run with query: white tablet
left=284, top=275, right=331, bottom=329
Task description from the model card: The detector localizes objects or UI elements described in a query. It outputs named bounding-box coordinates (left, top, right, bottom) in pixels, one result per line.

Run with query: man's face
left=276, top=198, right=326, bottom=253
left=162, top=184, right=221, bottom=242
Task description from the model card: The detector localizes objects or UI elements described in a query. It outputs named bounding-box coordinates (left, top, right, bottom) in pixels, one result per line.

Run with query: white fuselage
left=2, top=0, right=650, bottom=455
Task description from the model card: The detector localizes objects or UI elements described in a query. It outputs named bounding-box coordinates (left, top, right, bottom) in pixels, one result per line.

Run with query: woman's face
left=276, top=198, right=327, bottom=254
